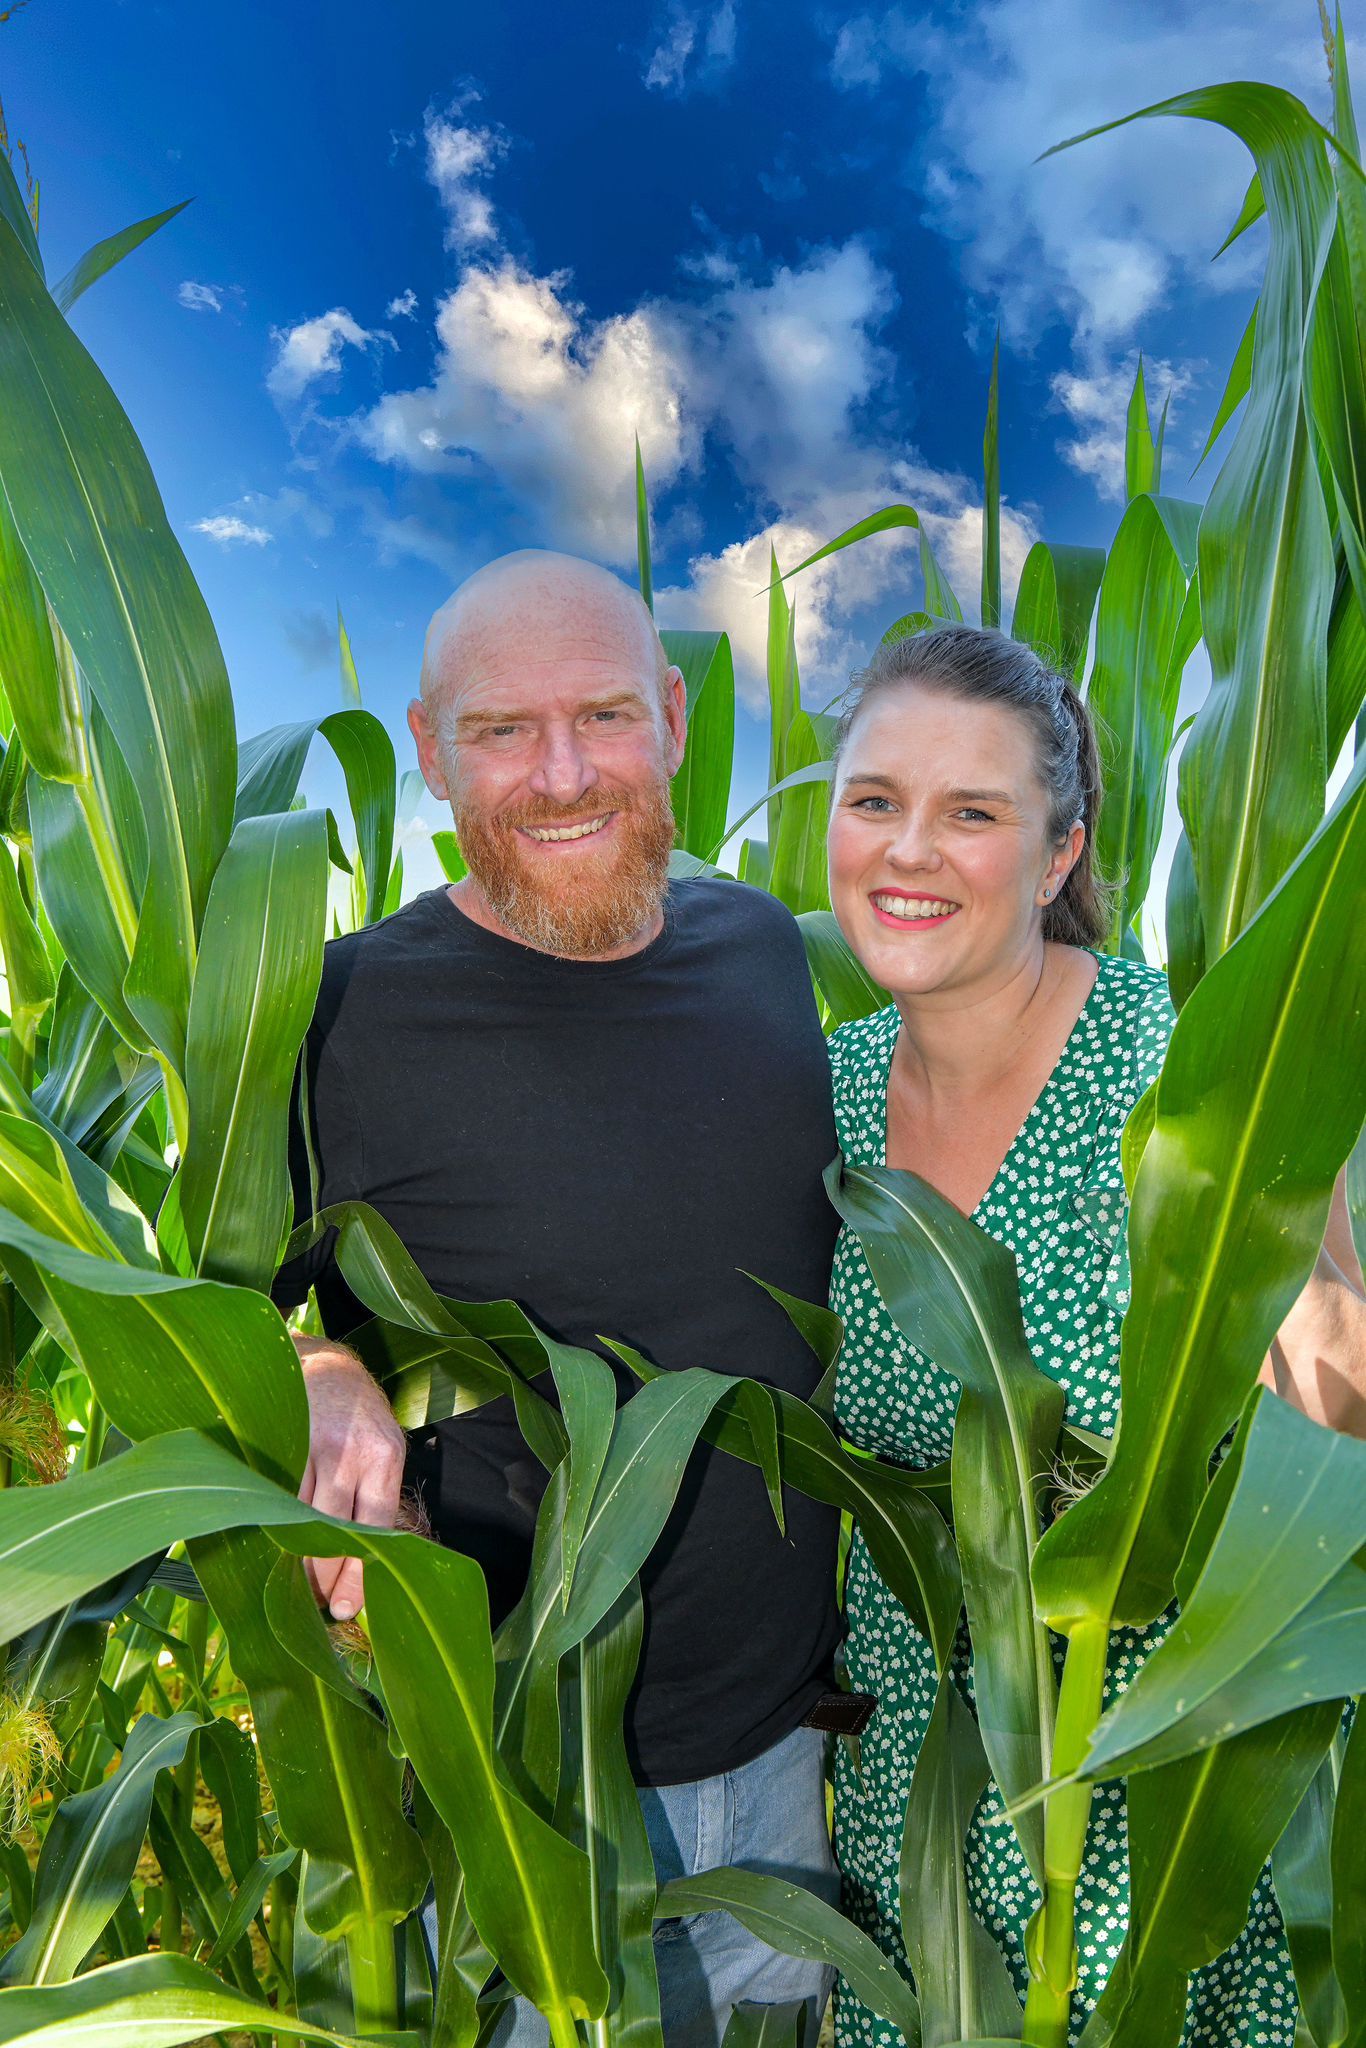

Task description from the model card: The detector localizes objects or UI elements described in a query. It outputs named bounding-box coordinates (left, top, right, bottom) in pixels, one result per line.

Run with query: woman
left=824, top=624, right=1365, bottom=2047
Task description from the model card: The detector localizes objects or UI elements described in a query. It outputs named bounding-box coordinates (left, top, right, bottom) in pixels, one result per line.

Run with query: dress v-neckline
left=870, top=951, right=1108, bottom=1223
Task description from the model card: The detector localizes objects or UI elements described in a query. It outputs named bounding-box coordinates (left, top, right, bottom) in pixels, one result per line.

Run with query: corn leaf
left=1272, top=1742, right=1347, bottom=2048
left=1033, top=750, right=1366, bottom=1632
left=982, top=332, right=1001, bottom=628
left=662, top=628, right=733, bottom=860
left=0, top=1952, right=419, bottom=2047
left=919, top=529, right=963, bottom=622
left=1010, top=540, right=1105, bottom=680
left=1193, top=303, right=1257, bottom=475
left=1332, top=1707, right=1366, bottom=2048
left=635, top=436, right=653, bottom=616
left=796, top=910, right=888, bottom=1028
left=51, top=202, right=190, bottom=315
left=1124, top=358, right=1156, bottom=501
left=831, top=1161, right=1064, bottom=1879
left=1079, top=1702, right=1341, bottom=2048
left=179, top=810, right=328, bottom=1290
left=658, top=1869, right=922, bottom=2047
left=0, top=1710, right=199, bottom=1987
left=1088, top=497, right=1202, bottom=948
left=0, top=209, right=236, bottom=1069
left=0, top=496, right=83, bottom=783
left=899, top=1675, right=1023, bottom=2048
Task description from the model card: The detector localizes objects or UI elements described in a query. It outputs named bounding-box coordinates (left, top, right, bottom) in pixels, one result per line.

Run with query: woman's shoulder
left=828, top=1002, right=900, bottom=1080
left=1087, top=950, right=1176, bottom=1098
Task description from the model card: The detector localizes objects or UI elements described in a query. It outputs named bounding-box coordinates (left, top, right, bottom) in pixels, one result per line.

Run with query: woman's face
left=827, top=682, right=1080, bottom=1001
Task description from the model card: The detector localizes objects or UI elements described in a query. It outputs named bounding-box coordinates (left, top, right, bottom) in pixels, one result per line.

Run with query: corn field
left=0, top=29, right=1363, bottom=2048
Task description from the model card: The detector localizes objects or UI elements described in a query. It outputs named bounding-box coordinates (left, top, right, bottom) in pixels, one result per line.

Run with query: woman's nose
left=885, top=816, right=942, bottom=870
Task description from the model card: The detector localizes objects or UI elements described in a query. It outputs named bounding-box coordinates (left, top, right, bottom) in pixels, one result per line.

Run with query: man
left=272, top=550, right=843, bottom=2048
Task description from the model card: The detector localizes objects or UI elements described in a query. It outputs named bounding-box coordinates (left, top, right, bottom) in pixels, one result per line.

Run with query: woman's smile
left=868, top=891, right=962, bottom=929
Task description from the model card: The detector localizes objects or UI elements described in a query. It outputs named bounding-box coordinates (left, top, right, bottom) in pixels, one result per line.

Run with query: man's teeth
left=872, top=894, right=960, bottom=921
left=523, top=815, right=611, bottom=843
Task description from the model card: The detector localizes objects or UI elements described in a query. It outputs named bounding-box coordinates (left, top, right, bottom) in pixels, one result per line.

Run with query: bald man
left=272, top=552, right=843, bottom=2048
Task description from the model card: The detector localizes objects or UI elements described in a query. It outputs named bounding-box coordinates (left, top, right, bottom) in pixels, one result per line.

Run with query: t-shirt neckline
left=420, top=881, right=682, bottom=978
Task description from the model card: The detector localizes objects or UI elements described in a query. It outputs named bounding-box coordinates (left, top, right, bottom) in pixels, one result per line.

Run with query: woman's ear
left=1039, top=818, right=1085, bottom=904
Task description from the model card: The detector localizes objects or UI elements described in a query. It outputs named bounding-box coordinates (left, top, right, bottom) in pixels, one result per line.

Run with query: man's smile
left=518, top=811, right=617, bottom=844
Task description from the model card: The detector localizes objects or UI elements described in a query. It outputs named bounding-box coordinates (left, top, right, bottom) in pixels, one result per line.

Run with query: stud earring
left=1042, top=887, right=1052, bottom=900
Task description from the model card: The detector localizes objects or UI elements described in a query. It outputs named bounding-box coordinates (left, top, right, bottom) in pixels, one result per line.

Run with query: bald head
left=420, top=550, right=669, bottom=718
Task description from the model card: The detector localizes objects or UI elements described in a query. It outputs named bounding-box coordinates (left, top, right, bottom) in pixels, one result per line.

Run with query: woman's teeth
left=872, top=894, right=959, bottom=920
left=523, top=814, right=611, bottom=842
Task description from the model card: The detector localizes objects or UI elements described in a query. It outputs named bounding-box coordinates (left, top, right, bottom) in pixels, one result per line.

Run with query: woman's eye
left=957, top=807, right=994, bottom=823
left=853, top=795, right=895, bottom=813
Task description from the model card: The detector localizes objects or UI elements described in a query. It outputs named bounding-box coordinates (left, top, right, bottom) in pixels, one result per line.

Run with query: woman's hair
left=835, top=623, right=1110, bottom=948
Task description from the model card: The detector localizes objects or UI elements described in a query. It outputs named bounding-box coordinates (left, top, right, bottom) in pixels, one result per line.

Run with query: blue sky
left=1, top=0, right=1356, bottom=885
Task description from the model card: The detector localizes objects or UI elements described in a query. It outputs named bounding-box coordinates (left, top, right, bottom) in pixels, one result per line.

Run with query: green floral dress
left=830, top=951, right=1296, bottom=2048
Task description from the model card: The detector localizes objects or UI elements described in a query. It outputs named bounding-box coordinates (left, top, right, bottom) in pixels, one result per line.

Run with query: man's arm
left=292, top=1331, right=408, bottom=1620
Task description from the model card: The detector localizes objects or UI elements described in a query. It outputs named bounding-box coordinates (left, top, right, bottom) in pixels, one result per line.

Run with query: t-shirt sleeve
left=269, top=1023, right=364, bottom=1313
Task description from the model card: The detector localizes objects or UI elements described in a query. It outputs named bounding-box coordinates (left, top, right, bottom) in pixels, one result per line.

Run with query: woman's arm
left=1259, top=1171, right=1366, bottom=1437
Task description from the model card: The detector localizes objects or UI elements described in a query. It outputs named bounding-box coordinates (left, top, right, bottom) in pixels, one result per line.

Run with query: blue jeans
left=426, top=1722, right=836, bottom=2048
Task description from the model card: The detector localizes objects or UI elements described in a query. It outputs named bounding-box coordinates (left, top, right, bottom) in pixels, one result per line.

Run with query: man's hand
left=293, top=1334, right=407, bottom=1619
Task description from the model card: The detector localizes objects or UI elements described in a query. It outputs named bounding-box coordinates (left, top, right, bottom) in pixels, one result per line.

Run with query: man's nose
left=527, top=724, right=598, bottom=807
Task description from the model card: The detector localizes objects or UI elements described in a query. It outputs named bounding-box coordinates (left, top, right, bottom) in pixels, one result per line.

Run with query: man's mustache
left=494, top=788, right=636, bottom=832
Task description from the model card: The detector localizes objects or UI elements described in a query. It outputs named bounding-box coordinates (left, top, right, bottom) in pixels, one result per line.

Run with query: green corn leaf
left=546, top=1337, right=618, bottom=1611
left=611, top=1340, right=962, bottom=1674
left=0, top=208, right=236, bottom=1070
left=919, top=528, right=963, bottom=622
left=1079, top=1702, right=1341, bottom=2048
left=0, top=1194, right=308, bottom=1487
left=635, top=436, right=653, bottom=616
left=27, top=774, right=146, bottom=1055
left=0, top=144, right=43, bottom=280
left=0, top=1952, right=419, bottom=2046
left=318, top=710, right=395, bottom=925
left=706, top=762, right=833, bottom=866
left=881, top=610, right=933, bottom=647
left=561, top=1582, right=663, bottom=2048
left=1272, top=1740, right=1347, bottom=2048
left=796, top=910, right=888, bottom=1029
left=0, top=1710, right=198, bottom=1987
left=179, top=809, right=328, bottom=1290
left=1214, top=170, right=1266, bottom=256
left=662, top=629, right=734, bottom=860
left=31, top=968, right=146, bottom=1148
left=337, top=608, right=362, bottom=708
left=197, top=1717, right=261, bottom=1885
left=1010, top=540, right=1105, bottom=680
left=1163, top=94, right=1335, bottom=960
left=431, top=828, right=467, bottom=883
left=0, top=1433, right=606, bottom=2023
left=658, top=1868, right=922, bottom=2047
left=721, top=2005, right=808, bottom=2048
left=1124, top=357, right=1156, bottom=501
left=0, top=841, right=54, bottom=1082
left=1088, top=497, right=1202, bottom=949
left=1076, top=1394, right=1366, bottom=1776
left=768, top=711, right=832, bottom=915
left=777, top=505, right=922, bottom=589
left=1193, top=303, right=1257, bottom=475
left=1332, top=1706, right=1366, bottom=2048
left=1033, top=751, right=1366, bottom=1634
left=0, top=497, right=84, bottom=784
left=1162, top=829, right=1204, bottom=1011
left=51, top=201, right=190, bottom=315
left=899, top=1676, right=1024, bottom=2048
left=830, top=1161, right=1064, bottom=1880
left=206, top=1847, right=298, bottom=1968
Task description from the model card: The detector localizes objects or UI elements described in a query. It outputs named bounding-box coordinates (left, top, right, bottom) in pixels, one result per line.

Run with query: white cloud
left=657, top=468, right=1038, bottom=709
left=267, top=308, right=384, bottom=401
left=424, top=101, right=506, bottom=250
left=178, top=281, right=222, bottom=313
left=386, top=287, right=419, bottom=318
left=191, top=514, right=272, bottom=547
left=361, top=258, right=696, bottom=558
left=644, top=1, right=739, bottom=93
left=1050, top=354, right=1191, bottom=501
left=829, top=1, right=1350, bottom=351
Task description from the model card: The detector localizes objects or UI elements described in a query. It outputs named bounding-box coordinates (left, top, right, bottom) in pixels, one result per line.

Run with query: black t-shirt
left=272, top=877, right=842, bottom=1785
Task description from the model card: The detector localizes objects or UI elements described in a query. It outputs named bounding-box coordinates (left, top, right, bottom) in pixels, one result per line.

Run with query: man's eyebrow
left=454, top=689, right=644, bottom=728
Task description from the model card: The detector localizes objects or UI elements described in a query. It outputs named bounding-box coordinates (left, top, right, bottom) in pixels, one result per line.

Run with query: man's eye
left=490, top=724, right=518, bottom=739
left=590, top=709, right=621, bottom=724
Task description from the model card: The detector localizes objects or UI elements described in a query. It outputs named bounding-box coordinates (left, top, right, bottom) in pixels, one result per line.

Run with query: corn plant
left=0, top=27, right=1363, bottom=2048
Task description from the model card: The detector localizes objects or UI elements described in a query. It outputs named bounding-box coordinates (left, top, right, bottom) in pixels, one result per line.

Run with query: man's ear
left=663, top=666, right=687, bottom=776
left=408, top=696, right=450, bottom=801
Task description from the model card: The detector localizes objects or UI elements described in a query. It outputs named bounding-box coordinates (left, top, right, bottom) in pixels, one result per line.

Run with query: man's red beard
left=450, top=777, right=676, bottom=957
